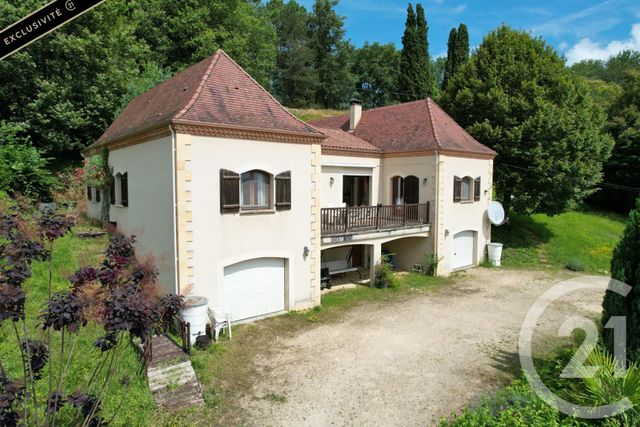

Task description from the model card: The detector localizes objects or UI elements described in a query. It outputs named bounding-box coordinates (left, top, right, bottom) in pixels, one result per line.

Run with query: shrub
left=0, top=143, right=57, bottom=201
left=424, top=253, right=441, bottom=276
left=565, top=258, right=585, bottom=271
left=602, top=198, right=640, bottom=360
left=374, top=254, right=395, bottom=289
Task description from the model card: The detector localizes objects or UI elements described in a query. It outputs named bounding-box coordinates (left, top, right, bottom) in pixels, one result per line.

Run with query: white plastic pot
left=487, top=242, right=503, bottom=267
left=179, top=296, right=209, bottom=345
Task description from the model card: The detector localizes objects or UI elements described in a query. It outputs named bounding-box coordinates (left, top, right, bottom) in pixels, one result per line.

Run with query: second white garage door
left=452, top=231, right=475, bottom=270
left=223, top=258, right=285, bottom=322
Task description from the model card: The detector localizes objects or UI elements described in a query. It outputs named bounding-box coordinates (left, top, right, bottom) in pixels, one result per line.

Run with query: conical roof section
left=90, top=50, right=322, bottom=149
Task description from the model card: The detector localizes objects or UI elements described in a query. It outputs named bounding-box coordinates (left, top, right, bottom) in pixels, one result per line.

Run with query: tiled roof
left=89, top=50, right=322, bottom=149
left=317, top=127, right=381, bottom=153
left=310, top=99, right=496, bottom=157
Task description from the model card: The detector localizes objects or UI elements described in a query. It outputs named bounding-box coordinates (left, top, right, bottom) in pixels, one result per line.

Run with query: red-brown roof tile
left=317, top=127, right=381, bottom=153
left=310, top=99, right=496, bottom=157
left=89, top=50, right=322, bottom=149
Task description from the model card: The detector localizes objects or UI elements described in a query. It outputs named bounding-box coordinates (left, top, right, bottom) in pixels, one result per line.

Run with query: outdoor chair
left=207, top=307, right=232, bottom=341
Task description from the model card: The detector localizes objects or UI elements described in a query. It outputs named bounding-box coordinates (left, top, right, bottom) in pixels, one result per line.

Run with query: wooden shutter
left=121, top=173, right=128, bottom=207
left=474, top=177, right=481, bottom=201
left=275, top=171, right=291, bottom=211
left=453, top=176, right=462, bottom=202
left=220, top=169, right=240, bottom=213
left=87, top=186, right=92, bottom=201
left=110, top=176, right=116, bottom=205
left=404, top=176, right=419, bottom=204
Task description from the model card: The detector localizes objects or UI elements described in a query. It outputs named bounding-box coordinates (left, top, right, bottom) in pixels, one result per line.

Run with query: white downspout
left=170, top=125, right=180, bottom=295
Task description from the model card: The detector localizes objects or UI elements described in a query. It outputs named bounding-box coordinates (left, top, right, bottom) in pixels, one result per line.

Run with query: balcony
left=321, top=203, right=430, bottom=236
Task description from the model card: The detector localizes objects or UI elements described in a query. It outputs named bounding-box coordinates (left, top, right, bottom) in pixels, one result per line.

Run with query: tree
left=0, top=0, right=150, bottom=157
left=441, top=25, right=614, bottom=215
left=352, top=43, right=400, bottom=107
left=398, top=3, right=434, bottom=101
left=309, top=0, right=354, bottom=108
left=443, top=23, right=469, bottom=89
left=571, top=50, right=640, bottom=84
left=571, top=59, right=607, bottom=81
left=602, top=198, right=640, bottom=360
left=415, top=4, right=436, bottom=96
left=266, top=0, right=317, bottom=107
left=132, top=0, right=277, bottom=87
left=443, top=27, right=457, bottom=89
left=594, top=70, right=640, bottom=213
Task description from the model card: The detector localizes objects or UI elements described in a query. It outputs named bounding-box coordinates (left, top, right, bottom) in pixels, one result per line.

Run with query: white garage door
left=223, top=258, right=285, bottom=322
left=452, top=231, right=475, bottom=270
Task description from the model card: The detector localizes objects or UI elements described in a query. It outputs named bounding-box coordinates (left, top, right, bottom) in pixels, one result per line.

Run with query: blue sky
left=297, top=0, right=640, bottom=64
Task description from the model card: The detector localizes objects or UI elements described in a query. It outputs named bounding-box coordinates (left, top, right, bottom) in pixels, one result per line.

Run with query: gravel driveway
left=240, top=268, right=608, bottom=426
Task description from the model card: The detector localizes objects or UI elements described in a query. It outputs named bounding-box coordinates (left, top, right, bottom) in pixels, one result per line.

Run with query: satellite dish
left=487, top=201, right=507, bottom=226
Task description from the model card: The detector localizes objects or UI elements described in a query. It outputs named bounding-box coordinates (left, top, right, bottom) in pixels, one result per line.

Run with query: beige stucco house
left=84, top=49, right=496, bottom=323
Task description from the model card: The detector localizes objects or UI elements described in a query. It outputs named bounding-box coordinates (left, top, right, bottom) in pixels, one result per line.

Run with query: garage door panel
left=223, top=258, right=285, bottom=321
left=452, top=231, right=474, bottom=270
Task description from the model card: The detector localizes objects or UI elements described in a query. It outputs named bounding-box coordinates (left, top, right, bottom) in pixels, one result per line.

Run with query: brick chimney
left=349, top=99, right=362, bottom=131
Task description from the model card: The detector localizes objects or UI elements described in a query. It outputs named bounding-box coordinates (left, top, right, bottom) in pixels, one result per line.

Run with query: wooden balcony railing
left=321, top=202, right=430, bottom=236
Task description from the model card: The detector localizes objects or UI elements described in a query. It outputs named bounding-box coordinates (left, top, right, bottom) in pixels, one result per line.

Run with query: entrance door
left=404, top=176, right=419, bottom=204
left=343, top=176, right=370, bottom=207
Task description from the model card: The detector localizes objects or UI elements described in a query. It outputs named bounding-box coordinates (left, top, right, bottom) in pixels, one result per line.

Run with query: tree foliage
left=602, top=199, right=640, bottom=360
left=443, top=23, right=469, bottom=89
left=309, top=0, right=354, bottom=108
left=352, top=42, right=400, bottom=108
left=398, top=3, right=434, bottom=101
left=593, top=70, right=640, bottom=213
left=266, top=0, right=318, bottom=108
left=441, top=25, right=614, bottom=215
left=571, top=50, right=640, bottom=84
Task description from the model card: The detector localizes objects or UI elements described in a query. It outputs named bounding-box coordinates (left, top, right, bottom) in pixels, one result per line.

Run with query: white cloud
left=559, top=41, right=569, bottom=50
left=565, top=22, right=640, bottom=64
left=451, top=4, right=466, bottom=14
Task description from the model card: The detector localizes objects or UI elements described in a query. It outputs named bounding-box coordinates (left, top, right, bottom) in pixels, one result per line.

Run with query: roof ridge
left=214, top=50, right=320, bottom=134
left=425, top=98, right=442, bottom=150
left=308, top=98, right=431, bottom=125
left=174, top=50, right=222, bottom=120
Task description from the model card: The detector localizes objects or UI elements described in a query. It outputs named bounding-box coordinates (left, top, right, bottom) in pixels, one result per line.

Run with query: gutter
left=169, top=125, right=180, bottom=295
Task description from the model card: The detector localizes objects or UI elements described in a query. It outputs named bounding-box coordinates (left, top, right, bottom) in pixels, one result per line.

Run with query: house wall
left=188, top=134, right=319, bottom=312
left=86, top=188, right=101, bottom=219
left=320, top=154, right=381, bottom=208
left=436, top=154, right=493, bottom=274
left=105, top=136, right=177, bottom=295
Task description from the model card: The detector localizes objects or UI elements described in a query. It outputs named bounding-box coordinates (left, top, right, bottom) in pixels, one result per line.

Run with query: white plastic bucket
left=179, top=296, right=209, bottom=345
left=487, top=243, right=503, bottom=267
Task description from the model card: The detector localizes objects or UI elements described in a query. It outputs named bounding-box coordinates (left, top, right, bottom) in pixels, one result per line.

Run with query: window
left=110, top=175, right=116, bottom=205
left=87, top=186, right=92, bottom=201
left=454, top=176, right=479, bottom=203
left=95, top=188, right=101, bottom=203
left=220, top=169, right=290, bottom=214
left=461, top=177, right=472, bottom=201
left=391, top=175, right=419, bottom=205
left=121, top=172, right=128, bottom=207
left=391, top=176, right=404, bottom=205
left=343, top=176, right=370, bottom=207
left=241, top=170, right=271, bottom=209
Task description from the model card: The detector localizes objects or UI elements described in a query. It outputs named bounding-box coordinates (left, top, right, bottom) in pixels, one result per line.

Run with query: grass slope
left=492, top=209, right=626, bottom=274
left=0, top=230, right=154, bottom=426
left=288, top=107, right=347, bottom=122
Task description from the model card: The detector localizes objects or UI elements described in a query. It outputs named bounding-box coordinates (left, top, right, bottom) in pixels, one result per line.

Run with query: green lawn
left=288, top=107, right=346, bottom=122
left=492, top=209, right=626, bottom=274
left=0, top=230, right=155, bottom=426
